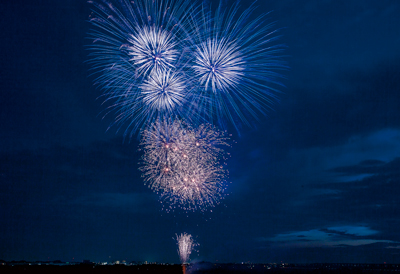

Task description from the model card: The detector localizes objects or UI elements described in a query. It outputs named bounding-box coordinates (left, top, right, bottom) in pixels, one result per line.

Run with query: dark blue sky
left=1, top=0, right=400, bottom=264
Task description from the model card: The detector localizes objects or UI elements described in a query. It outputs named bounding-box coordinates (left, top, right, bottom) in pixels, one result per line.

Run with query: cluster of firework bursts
left=88, top=0, right=285, bottom=133
left=88, top=0, right=284, bottom=264
left=88, top=0, right=284, bottom=211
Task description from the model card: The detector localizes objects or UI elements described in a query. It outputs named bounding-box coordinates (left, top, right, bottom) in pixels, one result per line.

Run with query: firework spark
left=87, top=0, right=195, bottom=136
left=127, top=26, right=178, bottom=76
left=188, top=2, right=286, bottom=131
left=164, top=161, right=227, bottom=211
left=140, top=70, right=187, bottom=112
left=139, top=120, right=230, bottom=211
left=176, top=232, right=197, bottom=264
left=193, top=38, right=245, bottom=94
left=88, top=0, right=286, bottom=136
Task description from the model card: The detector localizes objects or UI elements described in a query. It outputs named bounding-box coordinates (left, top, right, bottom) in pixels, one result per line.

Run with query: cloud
left=0, top=137, right=141, bottom=191
left=0, top=138, right=147, bottom=220
left=262, top=225, right=396, bottom=248
left=226, top=128, right=400, bottom=246
left=326, top=226, right=377, bottom=237
left=295, top=156, right=400, bottom=243
left=274, top=56, right=400, bottom=152
left=266, top=128, right=400, bottom=189
left=69, top=192, right=157, bottom=213
left=304, top=128, right=400, bottom=173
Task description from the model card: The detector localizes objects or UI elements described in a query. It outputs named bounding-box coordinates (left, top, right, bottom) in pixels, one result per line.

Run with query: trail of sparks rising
left=176, top=232, right=198, bottom=264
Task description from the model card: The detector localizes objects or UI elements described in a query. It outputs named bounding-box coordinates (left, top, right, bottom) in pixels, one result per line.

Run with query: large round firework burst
left=127, top=25, right=178, bottom=76
left=139, top=119, right=230, bottom=211
left=87, top=0, right=195, bottom=136
left=187, top=2, right=287, bottom=131
left=140, top=70, right=187, bottom=112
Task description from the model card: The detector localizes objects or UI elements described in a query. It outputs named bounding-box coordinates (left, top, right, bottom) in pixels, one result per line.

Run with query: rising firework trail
left=176, top=232, right=198, bottom=265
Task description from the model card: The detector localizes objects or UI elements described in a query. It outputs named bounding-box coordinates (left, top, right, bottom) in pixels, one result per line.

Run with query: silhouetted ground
left=188, top=263, right=397, bottom=274
left=0, top=265, right=182, bottom=274
left=0, top=264, right=398, bottom=274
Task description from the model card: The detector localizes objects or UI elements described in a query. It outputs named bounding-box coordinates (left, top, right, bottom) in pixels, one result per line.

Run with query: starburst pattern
left=140, top=70, right=187, bottom=112
left=187, top=2, right=286, bottom=130
left=139, top=120, right=229, bottom=211
left=88, top=0, right=285, bottom=135
left=87, top=0, right=194, bottom=135
left=193, top=38, right=245, bottom=93
left=164, top=161, right=227, bottom=211
left=87, top=0, right=286, bottom=212
left=127, top=26, right=178, bottom=76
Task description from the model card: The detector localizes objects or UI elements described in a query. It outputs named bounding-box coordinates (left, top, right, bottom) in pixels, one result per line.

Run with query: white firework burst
left=128, top=26, right=178, bottom=76
left=193, top=38, right=245, bottom=93
left=88, top=0, right=285, bottom=136
left=187, top=2, right=286, bottom=131
left=87, top=0, right=195, bottom=136
left=176, top=232, right=198, bottom=264
left=140, top=70, right=187, bottom=112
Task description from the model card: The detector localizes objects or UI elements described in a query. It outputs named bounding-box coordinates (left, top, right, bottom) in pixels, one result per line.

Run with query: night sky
left=1, top=0, right=400, bottom=264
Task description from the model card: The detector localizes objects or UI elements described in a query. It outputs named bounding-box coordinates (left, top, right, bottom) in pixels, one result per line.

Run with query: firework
left=163, top=161, right=227, bottom=211
left=176, top=232, right=197, bottom=264
left=139, top=120, right=230, bottom=211
left=139, top=119, right=187, bottom=193
left=88, top=0, right=286, bottom=136
left=140, top=70, right=187, bottom=112
left=87, top=0, right=195, bottom=136
left=187, top=2, right=286, bottom=131
left=127, top=26, right=178, bottom=76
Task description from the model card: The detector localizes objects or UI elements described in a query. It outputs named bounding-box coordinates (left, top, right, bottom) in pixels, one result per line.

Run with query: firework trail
left=176, top=232, right=198, bottom=264
left=139, top=119, right=230, bottom=211
left=187, top=2, right=286, bottom=131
